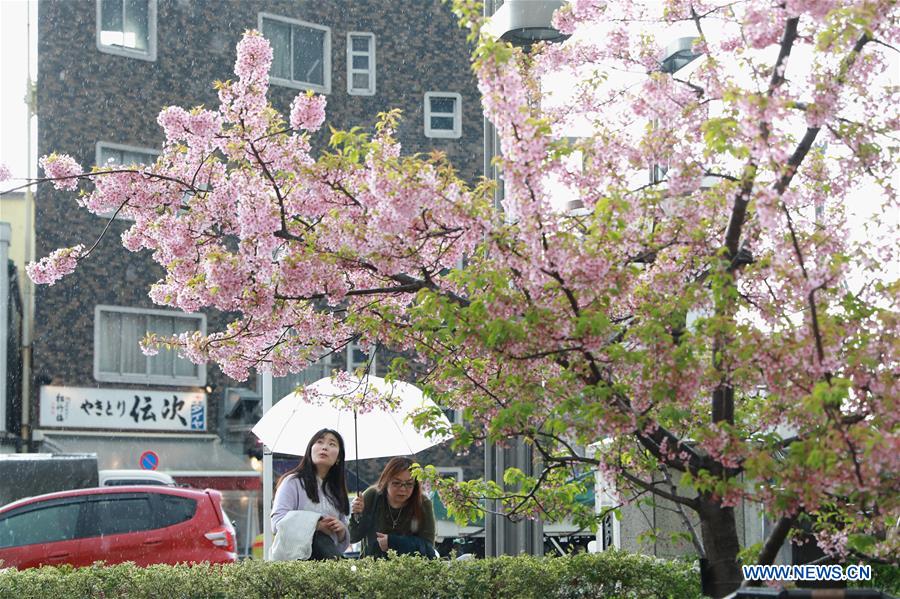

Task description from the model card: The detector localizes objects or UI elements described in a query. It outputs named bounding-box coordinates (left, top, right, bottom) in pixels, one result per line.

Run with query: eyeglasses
left=389, top=480, right=415, bottom=490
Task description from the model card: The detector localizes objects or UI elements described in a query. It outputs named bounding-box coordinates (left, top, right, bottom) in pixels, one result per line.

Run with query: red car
left=0, top=486, right=236, bottom=569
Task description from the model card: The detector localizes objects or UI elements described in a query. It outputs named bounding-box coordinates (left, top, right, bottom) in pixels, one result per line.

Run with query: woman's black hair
left=276, top=428, right=350, bottom=515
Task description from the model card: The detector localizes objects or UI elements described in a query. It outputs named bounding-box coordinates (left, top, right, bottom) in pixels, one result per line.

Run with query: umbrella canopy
left=251, top=375, right=452, bottom=459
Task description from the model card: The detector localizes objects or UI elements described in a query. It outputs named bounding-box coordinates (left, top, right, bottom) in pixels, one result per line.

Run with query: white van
left=98, top=469, right=176, bottom=487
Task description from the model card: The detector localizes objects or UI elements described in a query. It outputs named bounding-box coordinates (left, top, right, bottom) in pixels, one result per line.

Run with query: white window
left=96, top=142, right=159, bottom=171
left=435, top=467, right=464, bottom=482
left=346, top=340, right=375, bottom=375
left=346, top=32, right=375, bottom=96
left=268, top=352, right=336, bottom=402
left=259, top=13, right=331, bottom=93
left=267, top=340, right=374, bottom=404
left=95, top=142, right=160, bottom=219
left=94, top=305, right=206, bottom=386
left=441, top=407, right=465, bottom=425
left=424, top=92, right=462, bottom=139
left=96, top=0, right=157, bottom=61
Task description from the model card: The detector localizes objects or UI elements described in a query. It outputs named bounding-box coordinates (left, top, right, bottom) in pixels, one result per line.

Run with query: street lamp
left=481, top=0, right=567, bottom=559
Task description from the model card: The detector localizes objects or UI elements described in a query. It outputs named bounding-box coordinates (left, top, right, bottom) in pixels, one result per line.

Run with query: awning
left=38, top=431, right=260, bottom=490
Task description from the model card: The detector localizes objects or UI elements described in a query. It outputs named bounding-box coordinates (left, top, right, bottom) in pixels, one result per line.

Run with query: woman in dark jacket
left=349, top=457, right=436, bottom=558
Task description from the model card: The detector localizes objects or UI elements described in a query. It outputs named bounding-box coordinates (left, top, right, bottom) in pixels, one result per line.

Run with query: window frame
left=346, top=340, right=375, bottom=376
left=0, top=497, right=90, bottom=548
left=83, top=492, right=157, bottom=537
left=435, top=466, right=464, bottom=482
left=155, top=493, right=198, bottom=528
left=94, top=141, right=161, bottom=219
left=95, top=141, right=160, bottom=171
left=96, top=0, right=158, bottom=62
left=93, top=304, right=207, bottom=387
left=424, top=92, right=462, bottom=139
left=346, top=32, right=376, bottom=96
left=258, top=12, right=332, bottom=94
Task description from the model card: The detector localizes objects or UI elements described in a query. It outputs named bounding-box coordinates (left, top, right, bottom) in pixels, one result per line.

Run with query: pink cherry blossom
left=39, top=153, right=83, bottom=190
left=26, top=244, right=84, bottom=285
left=20, top=4, right=900, bottom=587
left=234, top=30, right=272, bottom=82
left=289, top=92, right=327, bottom=132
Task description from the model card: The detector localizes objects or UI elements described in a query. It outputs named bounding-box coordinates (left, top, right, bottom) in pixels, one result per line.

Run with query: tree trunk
left=698, top=495, right=743, bottom=598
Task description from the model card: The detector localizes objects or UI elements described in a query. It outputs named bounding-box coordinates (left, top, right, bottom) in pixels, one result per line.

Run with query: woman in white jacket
left=271, top=428, right=351, bottom=559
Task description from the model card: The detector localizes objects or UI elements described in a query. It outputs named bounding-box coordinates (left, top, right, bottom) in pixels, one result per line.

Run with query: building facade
left=33, top=0, right=484, bottom=557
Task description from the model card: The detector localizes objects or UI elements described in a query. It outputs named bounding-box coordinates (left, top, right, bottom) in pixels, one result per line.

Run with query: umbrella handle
left=350, top=401, right=362, bottom=523
left=354, top=406, right=360, bottom=493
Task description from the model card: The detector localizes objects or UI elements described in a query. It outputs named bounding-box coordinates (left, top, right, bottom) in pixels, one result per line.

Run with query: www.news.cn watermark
left=742, top=564, right=872, bottom=582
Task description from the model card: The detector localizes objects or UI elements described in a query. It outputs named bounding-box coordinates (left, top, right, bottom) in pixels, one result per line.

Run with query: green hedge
left=0, top=552, right=700, bottom=599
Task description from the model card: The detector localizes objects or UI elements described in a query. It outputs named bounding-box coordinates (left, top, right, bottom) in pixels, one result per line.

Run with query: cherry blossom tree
left=5, top=1, right=898, bottom=595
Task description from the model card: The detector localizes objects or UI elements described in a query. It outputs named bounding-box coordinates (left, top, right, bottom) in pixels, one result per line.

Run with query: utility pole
left=20, top=5, right=37, bottom=452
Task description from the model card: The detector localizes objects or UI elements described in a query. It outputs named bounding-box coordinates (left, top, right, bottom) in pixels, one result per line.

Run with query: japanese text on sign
left=39, top=386, right=206, bottom=431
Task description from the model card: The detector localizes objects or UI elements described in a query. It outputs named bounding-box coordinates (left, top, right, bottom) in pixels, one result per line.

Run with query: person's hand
left=315, top=516, right=332, bottom=534
left=317, top=516, right=344, bottom=536
left=351, top=495, right=365, bottom=515
left=376, top=532, right=389, bottom=552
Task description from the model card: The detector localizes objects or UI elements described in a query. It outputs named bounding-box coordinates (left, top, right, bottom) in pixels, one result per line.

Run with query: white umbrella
left=251, top=374, right=452, bottom=460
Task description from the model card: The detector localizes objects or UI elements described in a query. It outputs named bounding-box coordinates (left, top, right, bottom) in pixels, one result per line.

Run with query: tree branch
left=619, top=469, right=698, bottom=509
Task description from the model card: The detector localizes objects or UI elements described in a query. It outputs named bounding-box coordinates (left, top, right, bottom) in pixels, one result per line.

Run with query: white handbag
left=269, top=510, right=321, bottom=561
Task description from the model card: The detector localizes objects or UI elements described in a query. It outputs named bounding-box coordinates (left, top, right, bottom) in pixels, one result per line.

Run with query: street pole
left=481, top=0, right=560, bottom=558
left=20, top=4, right=36, bottom=451
left=0, top=223, right=9, bottom=433
left=262, top=369, right=273, bottom=560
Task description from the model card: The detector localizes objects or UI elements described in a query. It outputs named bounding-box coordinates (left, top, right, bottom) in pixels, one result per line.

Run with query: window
left=90, top=495, right=154, bottom=535
left=156, top=495, right=197, bottom=527
left=424, top=92, right=462, bottom=139
left=346, top=32, right=375, bottom=96
left=96, top=142, right=159, bottom=171
left=270, top=351, right=335, bottom=402
left=435, top=467, right=463, bottom=482
left=346, top=340, right=375, bottom=376
left=97, top=0, right=157, bottom=61
left=259, top=13, right=331, bottom=93
left=94, top=305, right=207, bottom=386
left=594, top=464, right=621, bottom=550
left=268, top=340, right=375, bottom=402
left=442, top=407, right=465, bottom=425
left=105, top=478, right=168, bottom=486
left=95, top=142, right=160, bottom=219
left=0, top=500, right=84, bottom=548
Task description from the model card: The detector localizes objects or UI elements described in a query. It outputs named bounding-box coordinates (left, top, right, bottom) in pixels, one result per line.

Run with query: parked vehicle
left=0, top=454, right=99, bottom=506
left=98, top=469, right=176, bottom=487
left=0, top=486, right=236, bottom=569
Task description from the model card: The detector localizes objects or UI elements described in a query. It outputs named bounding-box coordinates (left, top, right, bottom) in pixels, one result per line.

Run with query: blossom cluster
left=25, top=244, right=84, bottom=285
left=14, top=0, right=900, bottom=568
left=39, top=153, right=83, bottom=191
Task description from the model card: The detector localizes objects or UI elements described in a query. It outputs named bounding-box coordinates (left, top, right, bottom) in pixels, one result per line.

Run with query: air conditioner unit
left=222, top=387, right=261, bottom=420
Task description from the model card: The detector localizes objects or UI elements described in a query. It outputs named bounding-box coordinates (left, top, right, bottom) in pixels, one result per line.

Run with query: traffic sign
left=139, top=450, right=160, bottom=471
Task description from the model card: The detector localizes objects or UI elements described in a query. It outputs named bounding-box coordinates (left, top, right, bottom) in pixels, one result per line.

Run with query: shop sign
left=40, top=385, right=207, bottom=432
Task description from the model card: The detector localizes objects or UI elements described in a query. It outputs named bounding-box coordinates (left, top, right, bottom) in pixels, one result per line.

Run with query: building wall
left=34, top=0, right=482, bottom=435
left=0, top=192, right=29, bottom=278
left=610, top=472, right=766, bottom=560
left=1, top=193, right=26, bottom=440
